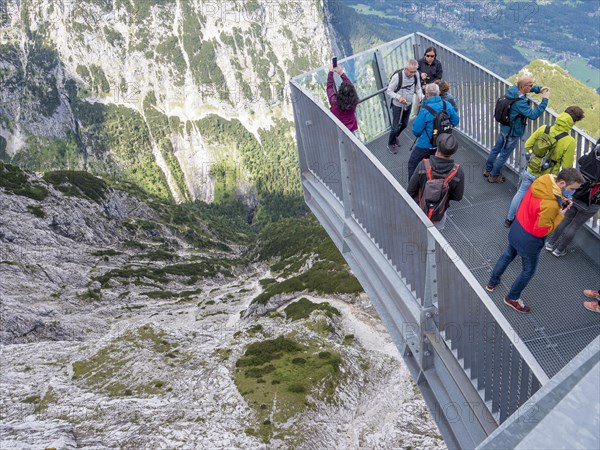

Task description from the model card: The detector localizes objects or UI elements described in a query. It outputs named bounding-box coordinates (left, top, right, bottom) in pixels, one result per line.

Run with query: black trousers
left=387, top=104, right=411, bottom=146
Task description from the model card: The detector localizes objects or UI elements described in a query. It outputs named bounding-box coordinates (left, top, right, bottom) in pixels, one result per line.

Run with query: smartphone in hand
left=332, top=57, right=337, bottom=68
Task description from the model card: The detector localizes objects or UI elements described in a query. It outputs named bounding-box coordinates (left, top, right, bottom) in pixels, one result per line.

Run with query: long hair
left=337, top=82, right=359, bottom=112
left=424, top=46, right=437, bottom=59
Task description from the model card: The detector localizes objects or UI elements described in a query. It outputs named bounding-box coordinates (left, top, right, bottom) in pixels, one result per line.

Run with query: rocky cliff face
left=0, top=0, right=332, bottom=202
left=0, top=164, right=445, bottom=449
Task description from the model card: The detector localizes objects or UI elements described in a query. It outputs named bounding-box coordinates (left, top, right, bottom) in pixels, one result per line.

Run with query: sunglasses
left=425, top=54, right=435, bottom=58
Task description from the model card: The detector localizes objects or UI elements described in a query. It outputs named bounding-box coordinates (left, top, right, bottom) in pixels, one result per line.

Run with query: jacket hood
left=553, top=112, right=574, bottom=134
left=532, top=174, right=562, bottom=200
left=505, top=85, right=522, bottom=99
left=423, top=95, right=443, bottom=107
left=429, top=155, right=456, bottom=173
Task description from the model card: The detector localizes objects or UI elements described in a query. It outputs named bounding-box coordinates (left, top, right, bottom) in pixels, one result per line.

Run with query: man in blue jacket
left=409, top=83, right=459, bottom=180
left=485, top=76, right=550, bottom=183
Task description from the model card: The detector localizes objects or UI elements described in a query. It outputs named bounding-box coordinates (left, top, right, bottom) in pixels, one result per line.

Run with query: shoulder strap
left=423, top=159, right=433, bottom=180
left=544, top=125, right=551, bottom=135
left=554, top=132, right=568, bottom=141
left=444, top=164, right=460, bottom=185
left=422, top=105, right=436, bottom=116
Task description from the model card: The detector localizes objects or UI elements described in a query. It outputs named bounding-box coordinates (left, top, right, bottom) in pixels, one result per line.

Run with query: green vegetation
left=26, top=205, right=46, bottom=219
left=142, top=92, right=189, bottom=200
left=72, top=324, right=180, bottom=397
left=234, top=335, right=342, bottom=442
left=9, top=134, right=81, bottom=172
left=93, top=259, right=233, bottom=287
left=284, top=298, right=340, bottom=322
left=154, top=36, right=186, bottom=86
left=0, top=162, right=48, bottom=201
left=73, top=101, right=172, bottom=199
left=91, top=249, right=123, bottom=257
left=33, top=387, right=58, bottom=414
left=250, top=217, right=363, bottom=305
left=43, top=170, right=109, bottom=203
left=509, top=60, right=600, bottom=138
left=558, top=57, right=600, bottom=91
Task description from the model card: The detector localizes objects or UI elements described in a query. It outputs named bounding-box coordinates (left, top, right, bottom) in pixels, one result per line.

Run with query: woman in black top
left=418, top=47, right=443, bottom=92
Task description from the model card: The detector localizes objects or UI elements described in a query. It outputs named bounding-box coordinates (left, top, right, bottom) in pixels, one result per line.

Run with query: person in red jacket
left=327, top=64, right=359, bottom=133
left=485, top=168, right=585, bottom=313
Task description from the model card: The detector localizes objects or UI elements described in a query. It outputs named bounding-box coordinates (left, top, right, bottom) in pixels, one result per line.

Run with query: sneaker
left=583, top=301, right=600, bottom=313
left=583, top=290, right=600, bottom=300
left=504, top=219, right=513, bottom=228
left=552, top=248, right=567, bottom=257
left=484, top=284, right=495, bottom=292
left=488, top=175, right=506, bottom=183
left=504, top=297, right=530, bottom=313
left=483, top=170, right=491, bottom=178
left=387, top=144, right=398, bottom=154
left=544, top=242, right=554, bottom=252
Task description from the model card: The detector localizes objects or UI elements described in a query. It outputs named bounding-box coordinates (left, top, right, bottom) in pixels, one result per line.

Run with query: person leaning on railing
left=485, top=76, right=550, bottom=183
left=326, top=64, right=359, bottom=133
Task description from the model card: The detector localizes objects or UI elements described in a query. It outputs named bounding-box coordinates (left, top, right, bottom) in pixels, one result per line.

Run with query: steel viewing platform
left=290, top=33, right=599, bottom=449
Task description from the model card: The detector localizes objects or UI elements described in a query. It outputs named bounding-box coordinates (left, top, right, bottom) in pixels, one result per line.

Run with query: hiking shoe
left=488, top=175, right=506, bottom=183
left=483, top=170, right=491, bottom=178
left=387, top=144, right=398, bottom=154
left=583, top=290, right=600, bottom=300
left=504, top=297, right=530, bottom=313
left=504, top=219, right=513, bottom=228
left=552, top=248, right=567, bottom=257
left=484, top=284, right=495, bottom=292
left=544, top=242, right=554, bottom=252
left=584, top=301, right=600, bottom=313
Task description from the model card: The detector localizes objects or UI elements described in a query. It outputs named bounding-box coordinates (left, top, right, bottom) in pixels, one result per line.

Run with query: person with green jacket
left=504, top=106, right=585, bottom=228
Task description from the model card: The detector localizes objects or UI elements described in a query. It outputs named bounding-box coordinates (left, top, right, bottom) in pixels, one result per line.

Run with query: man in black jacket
left=407, top=133, right=464, bottom=230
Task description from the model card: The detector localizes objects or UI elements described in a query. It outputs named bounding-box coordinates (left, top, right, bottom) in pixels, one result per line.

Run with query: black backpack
left=422, top=101, right=452, bottom=147
left=494, top=96, right=520, bottom=126
left=577, top=140, right=600, bottom=182
left=389, top=70, right=417, bottom=108
left=418, top=159, right=460, bottom=222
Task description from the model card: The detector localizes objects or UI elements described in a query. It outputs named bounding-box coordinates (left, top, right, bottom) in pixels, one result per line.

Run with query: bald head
left=517, top=76, right=534, bottom=94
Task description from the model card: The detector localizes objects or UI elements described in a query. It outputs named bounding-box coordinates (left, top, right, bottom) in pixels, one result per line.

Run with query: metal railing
left=288, top=32, right=600, bottom=447
left=294, top=32, right=598, bottom=229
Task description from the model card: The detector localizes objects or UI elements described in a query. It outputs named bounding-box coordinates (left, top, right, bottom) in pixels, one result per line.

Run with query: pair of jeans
left=488, top=243, right=540, bottom=300
left=407, top=146, right=436, bottom=180
left=387, top=104, right=411, bottom=146
left=507, top=170, right=538, bottom=221
left=486, top=131, right=520, bottom=177
left=546, top=200, right=600, bottom=252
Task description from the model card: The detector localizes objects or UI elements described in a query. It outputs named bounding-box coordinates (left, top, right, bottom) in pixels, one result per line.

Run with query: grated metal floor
left=366, top=128, right=600, bottom=378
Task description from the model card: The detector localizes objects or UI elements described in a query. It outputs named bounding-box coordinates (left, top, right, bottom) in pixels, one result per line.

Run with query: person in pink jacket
left=327, top=64, right=359, bottom=133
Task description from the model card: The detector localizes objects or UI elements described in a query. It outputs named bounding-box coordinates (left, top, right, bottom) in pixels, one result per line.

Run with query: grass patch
left=90, top=249, right=122, bottom=257
left=234, top=335, right=342, bottom=442
left=72, top=324, right=178, bottom=397
left=43, top=170, right=108, bottom=203
left=26, top=205, right=46, bottom=219
left=0, top=162, right=48, bottom=200
left=284, top=298, right=340, bottom=322
left=33, top=387, right=57, bottom=414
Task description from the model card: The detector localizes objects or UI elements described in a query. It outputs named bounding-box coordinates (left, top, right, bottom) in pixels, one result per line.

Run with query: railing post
left=373, top=49, right=392, bottom=128
left=338, top=128, right=355, bottom=252
left=419, top=232, right=438, bottom=369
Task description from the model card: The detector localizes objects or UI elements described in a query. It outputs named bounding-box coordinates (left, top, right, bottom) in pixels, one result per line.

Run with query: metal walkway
left=367, top=129, right=600, bottom=379
left=291, top=32, right=600, bottom=449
